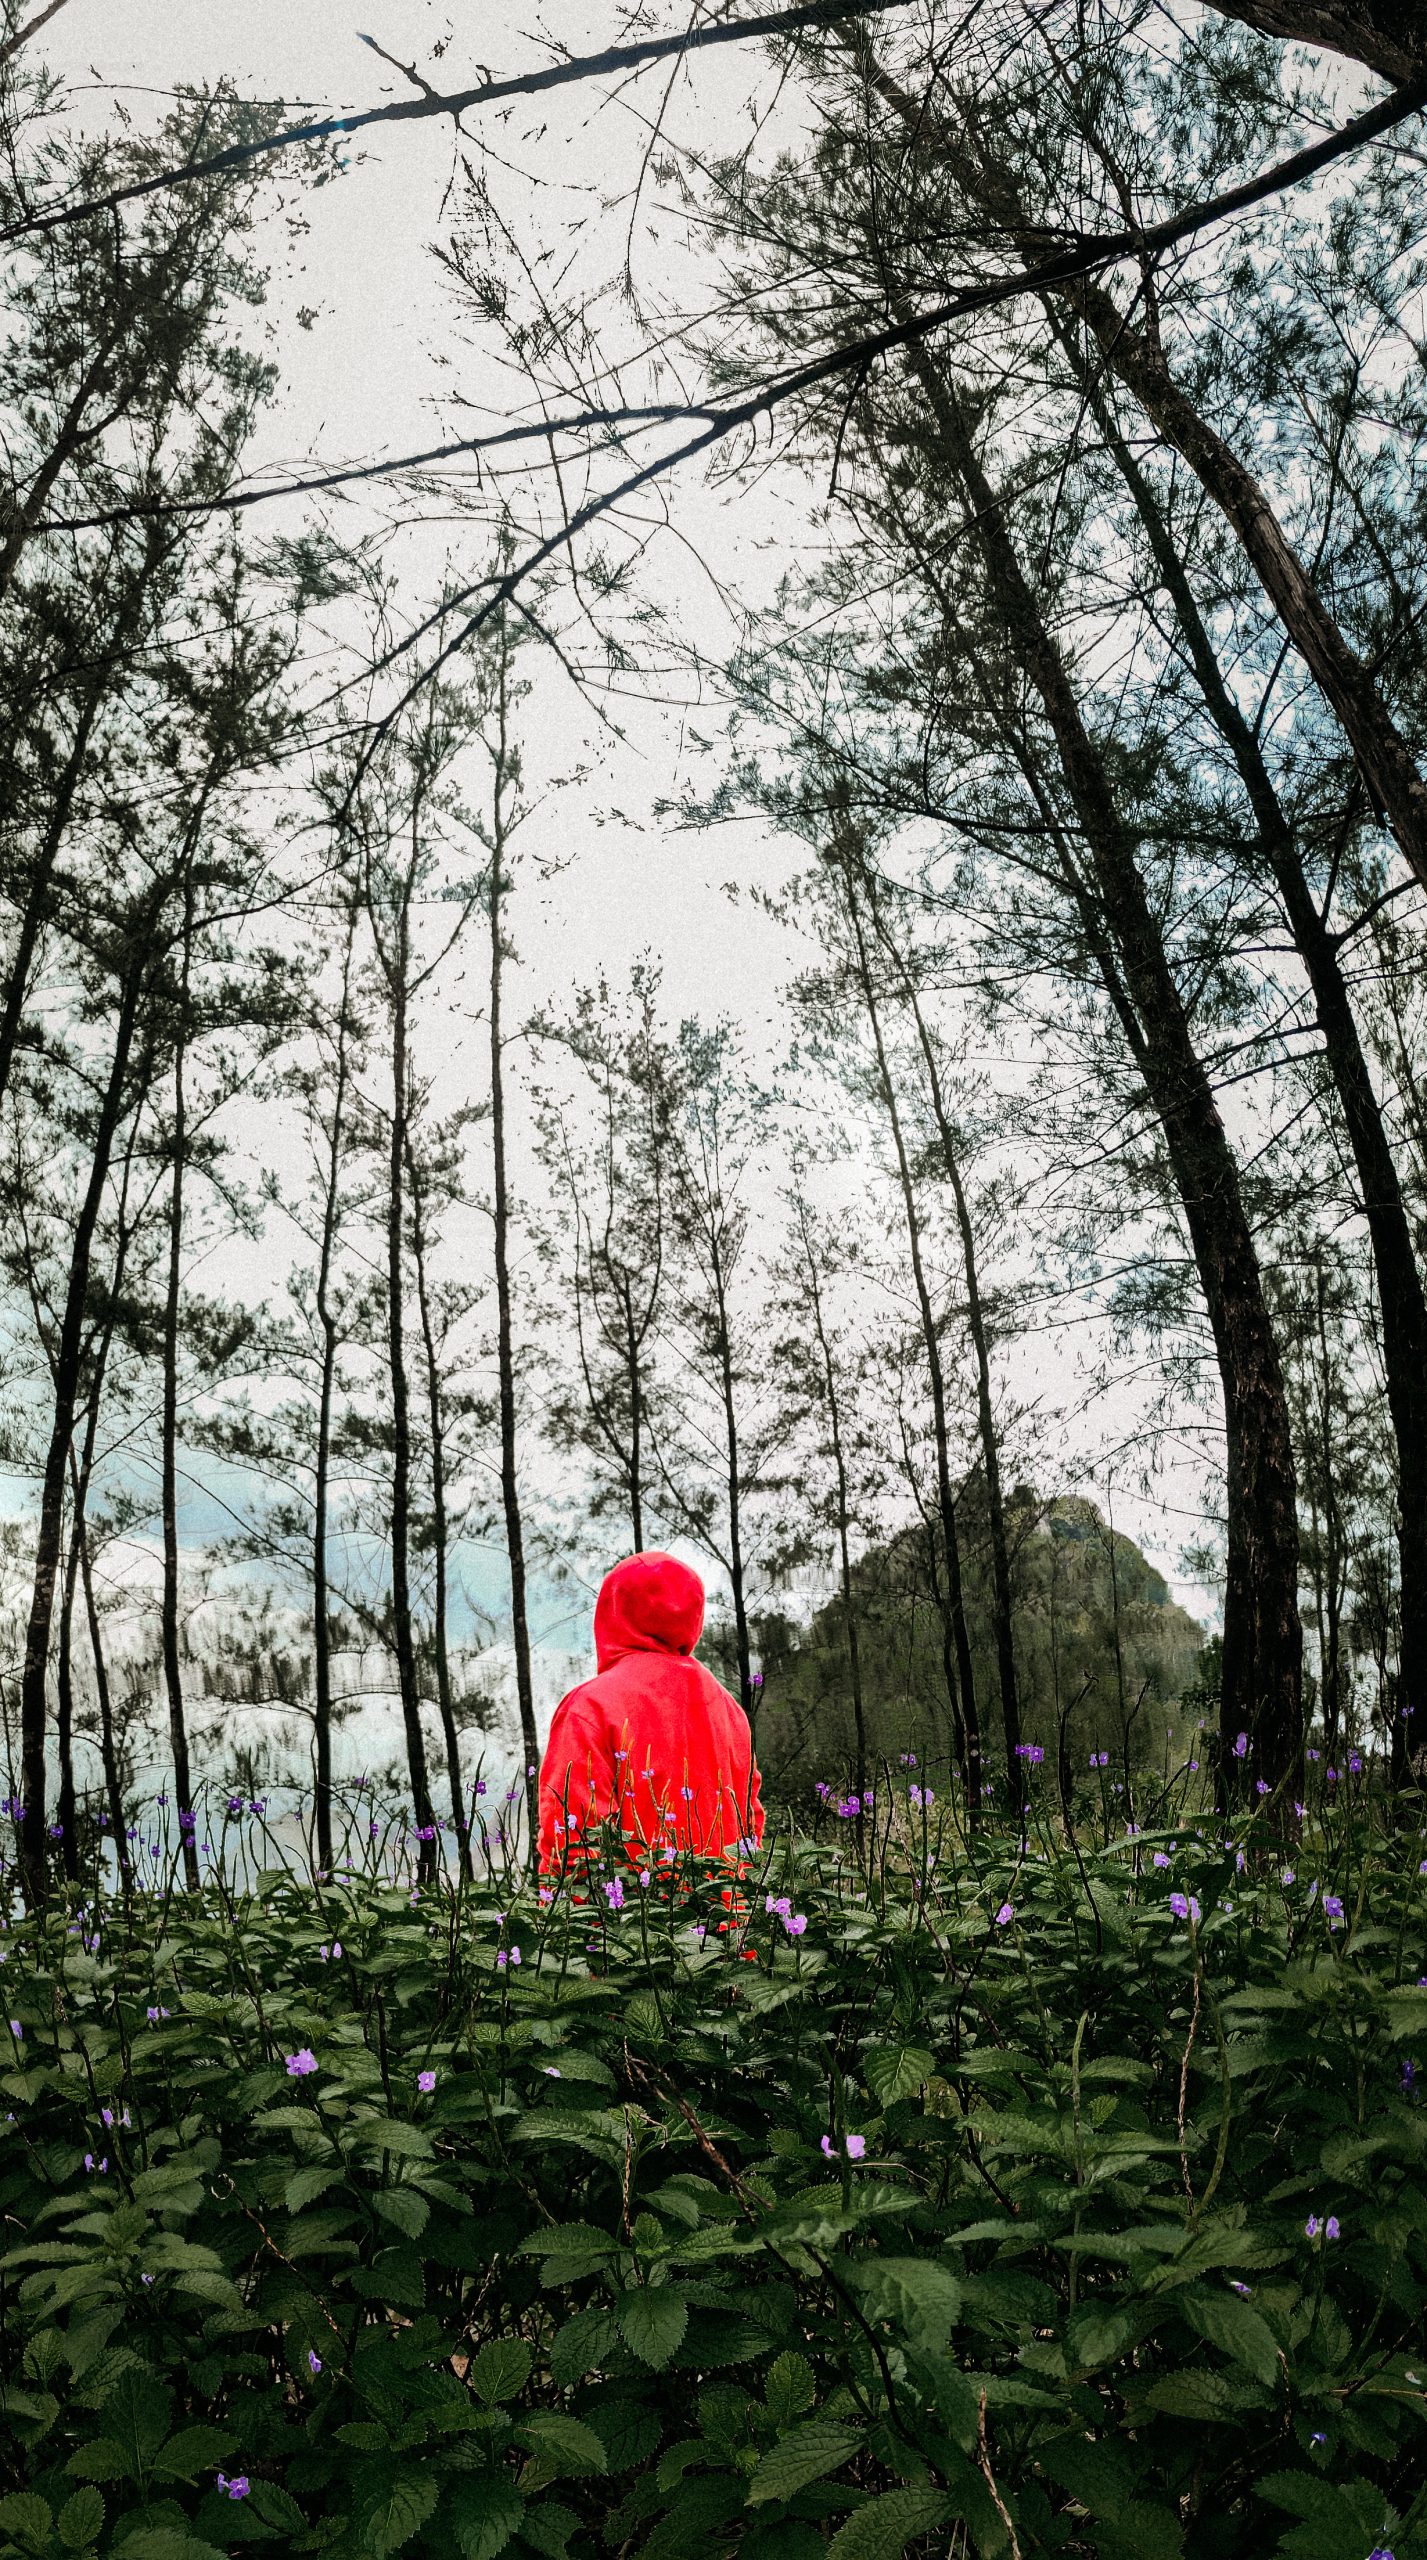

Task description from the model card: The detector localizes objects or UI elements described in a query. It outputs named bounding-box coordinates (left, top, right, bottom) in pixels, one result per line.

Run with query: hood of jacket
left=593, top=1551, right=705, bottom=1671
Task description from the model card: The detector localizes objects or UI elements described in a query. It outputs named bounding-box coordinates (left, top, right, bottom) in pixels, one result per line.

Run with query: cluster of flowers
left=907, top=1784, right=935, bottom=1810
left=1014, top=1743, right=1044, bottom=1765
left=764, top=1893, right=808, bottom=1938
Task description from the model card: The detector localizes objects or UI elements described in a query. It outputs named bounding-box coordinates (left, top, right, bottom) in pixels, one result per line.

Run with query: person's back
left=537, top=1552, right=763, bottom=1875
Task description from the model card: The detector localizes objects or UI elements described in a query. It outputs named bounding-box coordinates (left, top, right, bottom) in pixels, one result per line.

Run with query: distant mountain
left=714, top=1491, right=1208, bottom=1798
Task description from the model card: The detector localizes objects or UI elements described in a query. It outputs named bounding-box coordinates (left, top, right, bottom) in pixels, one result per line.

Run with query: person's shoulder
left=695, top=1661, right=748, bottom=1720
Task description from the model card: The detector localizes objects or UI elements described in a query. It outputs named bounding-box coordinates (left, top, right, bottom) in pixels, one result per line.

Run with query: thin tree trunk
left=161, top=871, right=199, bottom=1889
left=16, top=955, right=143, bottom=1902
left=62, top=1119, right=144, bottom=1885
left=623, top=1279, right=645, bottom=1552
left=55, top=1519, right=80, bottom=1882
left=385, top=908, right=437, bottom=1877
left=72, top=1491, right=126, bottom=1879
left=1069, top=339, right=1427, bottom=1781
left=0, top=686, right=104, bottom=1115
left=708, top=1224, right=755, bottom=1722
left=312, top=914, right=357, bottom=1876
left=838, top=855, right=983, bottom=1803
left=905, top=345, right=1304, bottom=1789
left=487, top=637, right=540, bottom=1849
left=797, top=1198, right=868, bottom=1803
left=1314, top=1256, right=1345, bottom=1756
left=865, top=898, right=1022, bottom=1780
left=406, top=1134, right=473, bottom=1882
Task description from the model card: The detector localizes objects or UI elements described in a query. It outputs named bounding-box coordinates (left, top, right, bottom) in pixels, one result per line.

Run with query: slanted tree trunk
left=0, top=684, right=105, bottom=1116
left=905, top=345, right=1304, bottom=1791
left=1066, top=334, right=1427, bottom=1782
left=856, top=49, right=1427, bottom=892
left=1193, top=0, right=1424, bottom=85
left=16, top=948, right=145, bottom=1902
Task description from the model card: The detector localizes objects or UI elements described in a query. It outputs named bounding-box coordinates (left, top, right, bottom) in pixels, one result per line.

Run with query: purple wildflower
left=285, top=2049, right=318, bottom=2078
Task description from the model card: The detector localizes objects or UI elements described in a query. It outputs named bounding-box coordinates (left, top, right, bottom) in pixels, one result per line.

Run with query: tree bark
left=858, top=50, right=1427, bottom=893
left=907, top=346, right=1304, bottom=1789
left=311, top=916, right=357, bottom=1876
left=486, top=638, right=540, bottom=1851
left=16, top=952, right=143, bottom=1902
left=384, top=898, right=437, bottom=1876
left=1195, top=0, right=1424, bottom=84
left=836, top=851, right=984, bottom=1803
left=864, top=896, right=1023, bottom=1781
left=1070, top=337, right=1427, bottom=1779
left=796, top=1196, right=868, bottom=1804
left=0, top=683, right=105, bottom=1116
left=161, top=868, right=199, bottom=1890
left=406, top=1133, right=473, bottom=1880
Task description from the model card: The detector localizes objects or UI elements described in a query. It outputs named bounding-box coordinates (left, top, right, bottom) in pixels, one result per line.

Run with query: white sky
left=28, top=0, right=1220, bottom=1650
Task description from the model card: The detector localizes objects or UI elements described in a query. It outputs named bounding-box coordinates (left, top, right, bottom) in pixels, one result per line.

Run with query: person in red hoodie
left=537, top=1551, right=763, bottom=1879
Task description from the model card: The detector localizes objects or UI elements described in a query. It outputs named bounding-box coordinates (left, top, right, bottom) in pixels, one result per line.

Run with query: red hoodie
left=537, top=1552, right=764, bottom=1875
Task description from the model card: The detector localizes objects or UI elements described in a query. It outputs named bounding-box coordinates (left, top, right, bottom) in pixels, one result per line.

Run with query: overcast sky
left=27, top=1, right=1219, bottom=1644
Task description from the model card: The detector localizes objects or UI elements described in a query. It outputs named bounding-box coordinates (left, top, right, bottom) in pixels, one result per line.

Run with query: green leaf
left=1143, top=2368, right=1247, bottom=2423
left=348, top=2117, right=435, bottom=2159
left=747, top=2419, right=864, bottom=2505
left=349, top=2247, right=425, bottom=2308
left=285, top=2164, right=343, bottom=2211
left=515, top=2413, right=608, bottom=2481
left=111, top=2536, right=228, bottom=2560
left=864, top=2046, right=936, bottom=2107
left=1181, top=2287, right=1282, bottom=2385
left=849, top=2257, right=960, bottom=2354
left=517, top=2502, right=578, bottom=2558
left=372, top=2186, right=430, bottom=2239
left=826, top=2486, right=949, bottom=2559
left=618, top=2286, right=688, bottom=2369
left=764, top=2351, right=816, bottom=2429
left=99, top=2369, right=173, bottom=2477
left=446, top=2474, right=523, bottom=2560
left=1258, top=2474, right=1397, bottom=2560
left=1065, top=2302, right=1139, bottom=2374
left=0, top=2494, right=54, bottom=2556
left=581, top=2398, right=662, bottom=2473
left=549, top=2306, right=621, bottom=2387
left=65, top=2443, right=125, bottom=2484
left=153, top=2426, right=234, bottom=2483
left=352, top=2458, right=442, bottom=2555
left=516, top=2222, right=617, bottom=2268
left=56, top=2489, right=104, bottom=2555
left=248, top=2482, right=307, bottom=2534
left=471, top=2339, right=533, bottom=2405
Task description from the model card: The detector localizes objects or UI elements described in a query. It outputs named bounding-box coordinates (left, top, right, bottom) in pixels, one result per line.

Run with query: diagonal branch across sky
left=298, top=67, right=1427, bottom=788
left=0, top=0, right=930, bottom=244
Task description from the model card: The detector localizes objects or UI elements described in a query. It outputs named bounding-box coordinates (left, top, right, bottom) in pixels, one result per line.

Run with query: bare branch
left=0, top=0, right=927, bottom=243
left=0, top=0, right=74, bottom=70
